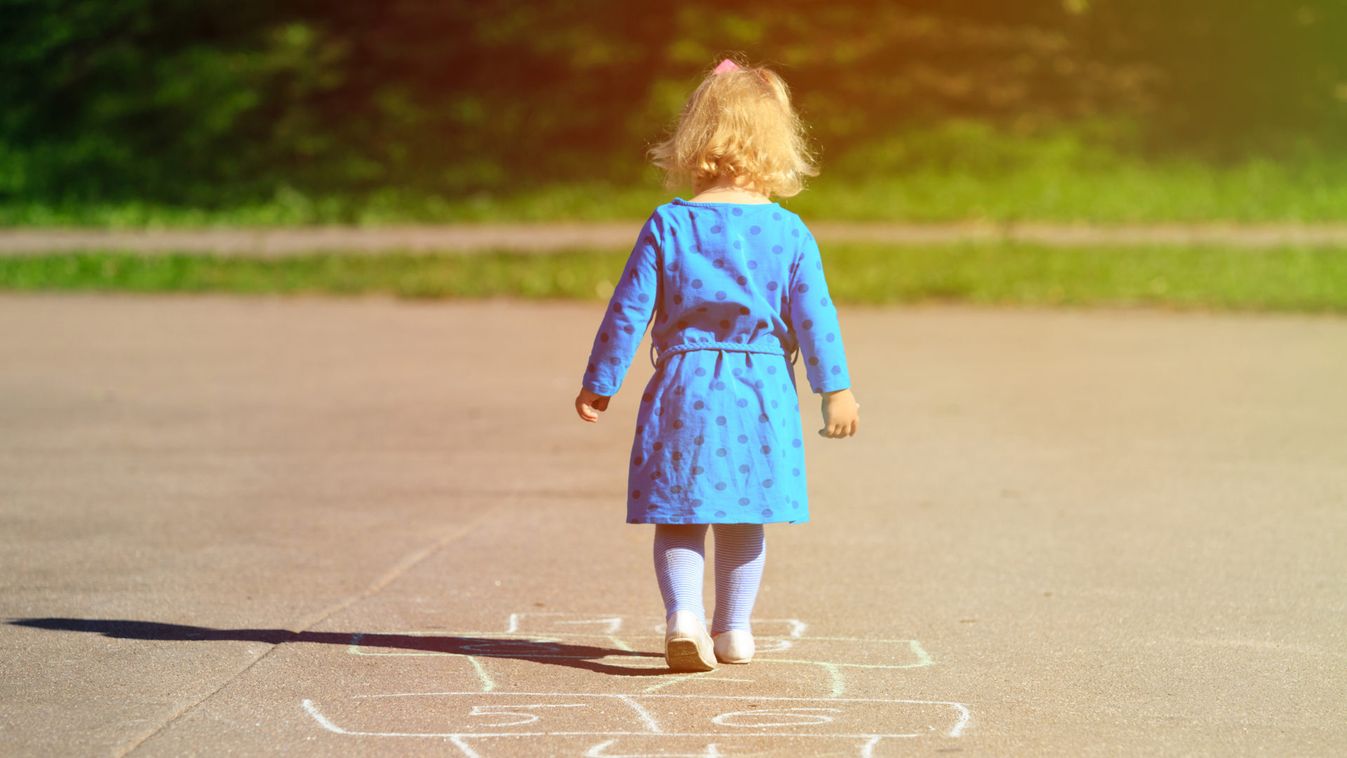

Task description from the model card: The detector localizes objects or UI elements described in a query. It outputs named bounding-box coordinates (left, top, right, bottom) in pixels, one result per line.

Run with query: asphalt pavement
left=2, top=293, right=1344, bottom=756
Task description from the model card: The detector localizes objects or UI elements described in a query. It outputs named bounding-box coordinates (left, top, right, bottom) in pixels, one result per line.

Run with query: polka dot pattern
left=582, top=200, right=849, bottom=525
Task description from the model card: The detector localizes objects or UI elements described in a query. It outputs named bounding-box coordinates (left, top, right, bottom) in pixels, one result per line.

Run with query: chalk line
left=642, top=674, right=754, bottom=694
left=449, top=736, right=482, bottom=758
left=818, top=661, right=845, bottom=697
left=642, top=673, right=704, bottom=694
left=616, top=694, right=663, bottom=734
left=466, top=656, right=494, bottom=692
left=558, top=617, right=624, bottom=633
left=585, top=739, right=724, bottom=757
left=763, top=657, right=932, bottom=672
left=712, top=707, right=842, bottom=728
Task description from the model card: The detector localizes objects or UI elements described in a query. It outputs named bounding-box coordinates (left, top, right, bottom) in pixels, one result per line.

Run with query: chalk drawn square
left=307, top=612, right=971, bottom=752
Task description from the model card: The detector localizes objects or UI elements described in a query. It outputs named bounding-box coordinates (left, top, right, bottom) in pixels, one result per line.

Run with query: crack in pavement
left=114, top=509, right=495, bottom=757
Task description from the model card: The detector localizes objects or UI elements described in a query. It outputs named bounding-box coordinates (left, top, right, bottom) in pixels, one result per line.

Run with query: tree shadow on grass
left=8, top=617, right=671, bottom=677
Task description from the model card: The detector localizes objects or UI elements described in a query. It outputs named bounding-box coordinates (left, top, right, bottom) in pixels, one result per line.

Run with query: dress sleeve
left=787, top=223, right=851, bottom=395
left=581, top=212, right=662, bottom=396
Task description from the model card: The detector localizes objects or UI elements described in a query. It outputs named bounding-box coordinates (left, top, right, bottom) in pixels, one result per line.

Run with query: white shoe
left=664, top=611, right=716, bottom=672
left=712, top=629, right=755, bottom=664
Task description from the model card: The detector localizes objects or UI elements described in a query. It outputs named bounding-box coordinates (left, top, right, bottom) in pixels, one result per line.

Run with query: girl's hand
left=576, top=387, right=611, bottom=423
left=819, top=388, right=860, bottom=438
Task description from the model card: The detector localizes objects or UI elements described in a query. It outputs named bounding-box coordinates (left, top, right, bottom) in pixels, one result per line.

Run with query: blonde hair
left=648, top=57, right=819, bottom=198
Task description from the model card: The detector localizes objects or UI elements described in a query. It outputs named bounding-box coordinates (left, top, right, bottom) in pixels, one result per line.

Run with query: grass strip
left=1, top=245, right=1344, bottom=313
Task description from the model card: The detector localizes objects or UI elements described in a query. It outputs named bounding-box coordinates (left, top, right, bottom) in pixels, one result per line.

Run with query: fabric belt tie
left=651, top=340, right=798, bottom=369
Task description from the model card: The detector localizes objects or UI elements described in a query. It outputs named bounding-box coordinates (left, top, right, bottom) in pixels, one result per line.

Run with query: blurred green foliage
left=2, top=1, right=1344, bottom=213
left=10, top=120, right=1347, bottom=225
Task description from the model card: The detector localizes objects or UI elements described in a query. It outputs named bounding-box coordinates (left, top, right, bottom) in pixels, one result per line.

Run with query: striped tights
left=653, top=523, right=766, bottom=634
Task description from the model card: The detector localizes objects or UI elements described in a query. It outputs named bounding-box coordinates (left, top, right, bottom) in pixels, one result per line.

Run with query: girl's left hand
left=576, top=387, right=611, bottom=423
left=819, top=388, right=860, bottom=438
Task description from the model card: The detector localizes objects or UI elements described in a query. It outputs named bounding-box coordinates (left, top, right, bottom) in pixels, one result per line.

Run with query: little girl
left=574, top=57, right=860, bottom=672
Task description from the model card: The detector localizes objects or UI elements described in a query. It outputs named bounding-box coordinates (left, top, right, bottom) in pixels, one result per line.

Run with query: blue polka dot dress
left=582, top=197, right=851, bottom=525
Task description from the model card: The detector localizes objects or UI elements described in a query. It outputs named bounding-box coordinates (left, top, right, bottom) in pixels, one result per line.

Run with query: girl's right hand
left=576, top=387, right=611, bottom=423
left=819, top=388, right=860, bottom=438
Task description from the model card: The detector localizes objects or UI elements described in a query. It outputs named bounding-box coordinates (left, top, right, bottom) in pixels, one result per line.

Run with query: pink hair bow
left=713, top=58, right=741, bottom=75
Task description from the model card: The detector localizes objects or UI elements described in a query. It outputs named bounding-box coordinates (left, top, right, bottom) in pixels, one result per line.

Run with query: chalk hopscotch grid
left=303, top=613, right=972, bottom=755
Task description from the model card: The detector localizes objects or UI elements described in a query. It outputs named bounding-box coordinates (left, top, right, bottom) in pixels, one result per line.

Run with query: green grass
left=8, top=122, right=1347, bottom=226
left=3, top=244, right=1345, bottom=313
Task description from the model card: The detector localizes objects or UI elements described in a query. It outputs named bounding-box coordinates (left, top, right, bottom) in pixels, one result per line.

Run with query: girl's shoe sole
left=665, top=637, right=716, bottom=672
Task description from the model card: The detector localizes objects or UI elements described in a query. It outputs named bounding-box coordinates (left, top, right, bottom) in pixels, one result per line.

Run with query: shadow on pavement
left=8, top=617, right=670, bottom=677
